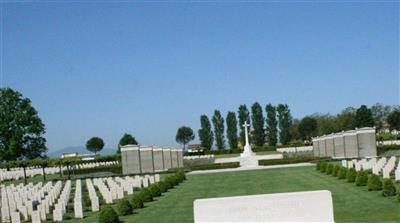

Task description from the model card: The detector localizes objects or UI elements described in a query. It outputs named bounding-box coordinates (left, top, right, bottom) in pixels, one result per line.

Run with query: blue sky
left=1, top=2, right=399, bottom=152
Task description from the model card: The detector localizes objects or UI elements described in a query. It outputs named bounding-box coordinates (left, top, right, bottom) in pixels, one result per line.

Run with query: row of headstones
left=341, top=156, right=399, bottom=180
left=1, top=180, right=65, bottom=223
left=121, top=145, right=183, bottom=175
left=0, top=161, right=118, bottom=182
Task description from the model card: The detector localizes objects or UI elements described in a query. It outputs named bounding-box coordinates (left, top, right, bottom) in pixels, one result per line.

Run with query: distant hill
left=47, top=146, right=116, bottom=158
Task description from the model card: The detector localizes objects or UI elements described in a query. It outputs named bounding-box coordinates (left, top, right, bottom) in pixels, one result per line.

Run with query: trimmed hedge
left=397, top=188, right=400, bottom=202
left=382, top=179, right=396, bottom=197
left=332, top=165, right=340, bottom=177
left=190, top=162, right=239, bottom=171
left=129, top=195, right=144, bottom=209
left=137, top=188, right=153, bottom=203
left=116, top=198, right=133, bottom=216
left=316, top=161, right=322, bottom=171
left=326, top=164, right=334, bottom=175
left=355, top=170, right=368, bottom=186
left=320, top=162, right=328, bottom=173
left=99, top=205, right=119, bottom=223
left=148, top=183, right=162, bottom=198
left=367, top=174, right=382, bottom=191
left=346, top=168, right=357, bottom=183
left=64, top=164, right=122, bottom=175
left=338, top=167, right=347, bottom=179
left=377, top=144, right=400, bottom=155
left=259, top=157, right=323, bottom=166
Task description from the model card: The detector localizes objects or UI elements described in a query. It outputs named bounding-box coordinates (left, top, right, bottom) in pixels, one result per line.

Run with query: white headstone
left=194, top=190, right=334, bottom=223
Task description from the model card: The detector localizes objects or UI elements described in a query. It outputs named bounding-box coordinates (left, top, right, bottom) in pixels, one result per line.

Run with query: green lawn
left=64, top=166, right=400, bottom=223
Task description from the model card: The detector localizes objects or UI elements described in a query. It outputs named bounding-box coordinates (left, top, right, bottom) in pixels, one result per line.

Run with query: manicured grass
left=64, top=166, right=400, bottom=223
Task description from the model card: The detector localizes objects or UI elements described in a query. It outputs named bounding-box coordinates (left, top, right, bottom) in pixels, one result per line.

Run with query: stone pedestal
left=239, top=156, right=258, bottom=167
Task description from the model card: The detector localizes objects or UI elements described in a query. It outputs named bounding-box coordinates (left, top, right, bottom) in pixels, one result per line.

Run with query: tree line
left=189, top=103, right=400, bottom=151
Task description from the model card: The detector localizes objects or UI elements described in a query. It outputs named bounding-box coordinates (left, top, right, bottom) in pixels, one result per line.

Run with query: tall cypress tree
left=354, top=105, right=374, bottom=128
left=238, top=105, right=251, bottom=147
left=226, top=112, right=238, bottom=149
left=265, top=104, right=278, bottom=146
left=212, top=110, right=225, bottom=150
left=277, top=104, right=293, bottom=145
left=251, top=102, right=265, bottom=146
left=198, top=115, right=214, bottom=150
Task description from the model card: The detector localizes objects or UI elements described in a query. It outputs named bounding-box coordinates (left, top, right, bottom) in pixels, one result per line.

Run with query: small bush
left=367, top=174, right=382, bottom=191
left=326, top=164, right=334, bottom=175
left=338, top=167, right=347, bottom=179
left=346, top=168, right=357, bottom=183
left=157, top=181, right=168, bottom=193
left=175, top=170, right=186, bottom=182
left=316, top=161, right=321, bottom=171
left=129, top=195, right=144, bottom=209
left=382, top=179, right=396, bottom=197
left=149, top=183, right=162, bottom=198
left=98, top=205, right=119, bottom=223
left=332, top=165, right=339, bottom=177
left=116, top=198, right=133, bottom=216
left=320, top=162, right=328, bottom=173
left=355, top=170, right=368, bottom=186
left=397, top=188, right=400, bottom=202
left=137, top=188, right=153, bottom=202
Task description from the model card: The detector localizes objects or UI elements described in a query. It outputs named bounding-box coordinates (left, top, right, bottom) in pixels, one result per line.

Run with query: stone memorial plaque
left=171, top=149, right=179, bottom=168
left=177, top=149, right=183, bottom=167
left=121, top=145, right=141, bottom=175
left=325, top=135, right=335, bottom=157
left=319, top=138, right=327, bottom=157
left=333, top=133, right=345, bottom=158
left=344, top=131, right=358, bottom=158
left=356, top=128, right=377, bottom=157
left=140, top=146, right=154, bottom=173
left=312, top=138, right=320, bottom=157
left=153, top=147, right=165, bottom=172
left=163, top=149, right=172, bottom=169
left=194, top=190, right=334, bottom=223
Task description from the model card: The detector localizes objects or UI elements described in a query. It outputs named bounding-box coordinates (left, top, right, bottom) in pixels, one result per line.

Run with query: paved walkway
left=188, top=162, right=315, bottom=175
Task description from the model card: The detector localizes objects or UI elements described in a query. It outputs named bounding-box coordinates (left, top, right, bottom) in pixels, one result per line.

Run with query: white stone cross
left=241, top=121, right=255, bottom=157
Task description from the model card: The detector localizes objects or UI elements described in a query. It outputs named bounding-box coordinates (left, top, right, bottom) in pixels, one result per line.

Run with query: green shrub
left=382, top=179, right=396, bottom=197
left=367, top=174, right=382, bottom=191
left=346, top=168, right=357, bottom=182
left=332, top=165, right=340, bottom=177
left=377, top=144, right=400, bottom=155
left=137, top=188, right=153, bottom=202
left=157, top=181, right=168, bottom=193
left=397, top=188, right=400, bottom=202
left=190, top=162, right=239, bottom=170
left=338, top=167, right=347, bottom=179
left=316, top=161, right=321, bottom=171
left=129, top=194, right=144, bottom=209
left=98, top=205, right=119, bottom=223
left=116, top=198, right=133, bottom=216
left=175, top=170, right=186, bottom=182
left=326, top=164, right=334, bottom=175
left=149, top=183, right=162, bottom=197
left=320, top=162, right=328, bottom=173
left=355, top=170, right=368, bottom=186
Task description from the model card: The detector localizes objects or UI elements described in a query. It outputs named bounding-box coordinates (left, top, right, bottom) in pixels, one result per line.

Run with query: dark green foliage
left=367, top=174, right=382, bottom=191
left=86, top=137, right=105, bottom=155
left=265, top=104, right=278, bottom=146
left=0, top=88, right=47, bottom=161
left=377, top=144, right=400, bottom=155
left=238, top=105, right=251, bottom=147
left=260, top=157, right=322, bottom=166
left=98, top=205, right=119, bottom=223
left=355, top=170, right=368, bottom=186
left=63, top=164, right=122, bottom=175
left=226, top=112, right=239, bottom=149
left=332, top=165, right=340, bottom=177
left=354, top=105, right=374, bottom=128
left=320, top=162, right=328, bottom=173
left=298, top=116, right=318, bottom=141
left=137, top=188, right=153, bottom=202
left=251, top=102, right=265, bottom=146
left=118, top=133, right=138, bottom=152
left=277, top=104, right=293, bottom=145
left=382, top=179, right=396, bottom=197
left=346, top=168, right=357, bottom=182
left=149, top=184, right=162, bottom=197
left=175, top=170, right=186, bottom=182
left=397, top=188, right=400, bottom=202
left=326, top=163, right=334, bottom=175
left=387, top=109, right=400, bottom=130
left=316, top=161, right=322, bottom=171
left=338, top=167, right=348, bottom=179
left=175, top=126, right=195, bottom=150
left=190, top=162, right=240, bottom=171
left=129, top=195, right=144, bottom=209
left=198, top=115, right=214, bottom=150
left=116, top=198, right=133, bottom=216
left=157, top=181, right=168, bottom=193
left=212, top=110, right=225, bottom=150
